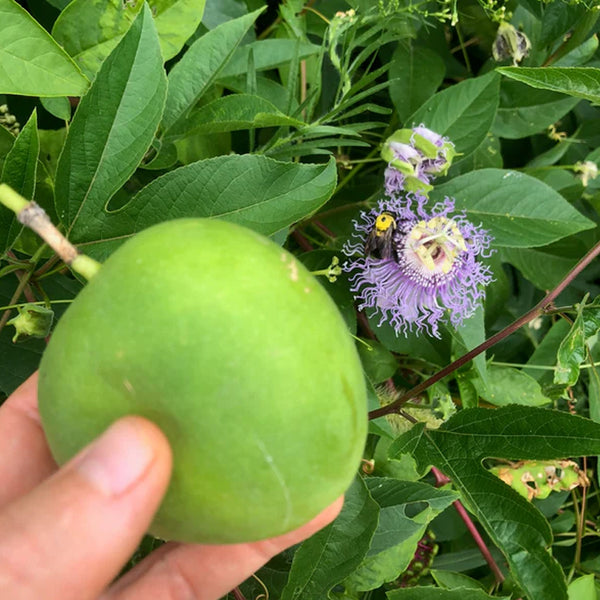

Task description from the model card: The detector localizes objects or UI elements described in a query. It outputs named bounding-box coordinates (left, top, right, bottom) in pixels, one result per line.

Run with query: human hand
left=0, top=373, right=343, bottom=600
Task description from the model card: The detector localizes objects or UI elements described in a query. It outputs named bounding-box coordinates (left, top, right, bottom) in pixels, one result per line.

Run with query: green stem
left=0, top=184, right=101, bottom=281
left=0, top=299, right=74, bottom=312
left=0, top=269, right=34, bottom=336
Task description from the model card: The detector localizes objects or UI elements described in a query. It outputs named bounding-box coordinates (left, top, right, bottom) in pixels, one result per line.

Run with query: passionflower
left=381, top=126, right=456, bottom=195
left=343, top=194, right=494, bottom=338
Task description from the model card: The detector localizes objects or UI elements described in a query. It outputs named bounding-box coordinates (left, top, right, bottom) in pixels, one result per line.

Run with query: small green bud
left=7, top=304, right=54, bottom=343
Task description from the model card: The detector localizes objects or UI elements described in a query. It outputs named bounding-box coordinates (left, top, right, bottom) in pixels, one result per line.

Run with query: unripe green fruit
left=38, top=219, right=367, bottom=544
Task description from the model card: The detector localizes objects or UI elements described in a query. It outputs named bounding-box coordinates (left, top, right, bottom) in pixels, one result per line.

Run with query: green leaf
left=170, top=94, right=305, bottom=137
left=367, top=311, right=450, bottom=367
left=431, top=570, right=486, bottom=591
left=389, top=406, right=600, bottom=600
left=554, top=298, right=600, bottom=387
left=357, top=339, right=398, bottom=384
left=52, top=0, right=141, bottom=79
left=0, top=126, right=14, bottom=175
left=0, top=110, right=39, bottom=253
left=151, top=0, right=207, bottom=61
left=54, top=4, right=167, bottom=235
left=493, top=81, right=580, bottom=140
left=568, top=575, right=596, bottom=600
left=408, top=71, right=500, bottom=157
left=387, top=588, right=508, bottom=599
left=473, top=366, right=551, bottom=407
left=161, top=9, right=263, bottom=134
left=218, top=39, right=322, bottom=79
left=280, top=477, right=379, bottom=600
left=449, top=133, right=502, bottom=177
left=52, top=0, right=206, bottom=78
left=501, top=246, right=579, bottom=291
left=344, top=479, right=458, bottom=593
left=497, top=67, right=600, bottom=104
left=69, top=156, right=337, bottom=253
left=524, top=320, right=571, bottom=383
left=389, top=42, right=445, bottom=124
left=0, top=0, right=88, bottom=96
left=40, top=97, right=72, bottom=121
left=429, top=169, right=595, bottom=248
left=450, top=306, right=487, bottom=388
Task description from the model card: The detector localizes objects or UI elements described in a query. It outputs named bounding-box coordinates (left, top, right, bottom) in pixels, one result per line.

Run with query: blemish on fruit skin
left=123, top=379, right=135, bottom=396
left=280, top=252, right=299, bottom=282
left=304, top=287, right=311, bottom=294
left=253, top=436, right=293, bottom=529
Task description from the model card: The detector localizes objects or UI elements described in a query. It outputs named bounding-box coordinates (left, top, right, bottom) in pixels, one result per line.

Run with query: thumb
left=0, top=416, right=172, bottom=600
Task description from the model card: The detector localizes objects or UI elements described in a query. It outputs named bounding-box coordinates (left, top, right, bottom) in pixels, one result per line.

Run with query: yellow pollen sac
left=415, top=245, right=435, bottom=271
left=375, top=212, right=396, bottom=236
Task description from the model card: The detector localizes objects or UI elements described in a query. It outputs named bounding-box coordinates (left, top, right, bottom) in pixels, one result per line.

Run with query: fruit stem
left=0, top=184, right=101, bottom=281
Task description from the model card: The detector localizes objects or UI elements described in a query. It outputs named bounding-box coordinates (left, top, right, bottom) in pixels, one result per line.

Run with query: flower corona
left=343, top=195, right=494, bottom=338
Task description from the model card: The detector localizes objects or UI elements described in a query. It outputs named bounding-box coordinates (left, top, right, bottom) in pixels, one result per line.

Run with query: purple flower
left=343, top=194, right=494, bottom=338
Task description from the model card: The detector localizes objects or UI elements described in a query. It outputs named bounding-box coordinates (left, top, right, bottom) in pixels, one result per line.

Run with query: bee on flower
left=343, top=194, right=494, bottom=338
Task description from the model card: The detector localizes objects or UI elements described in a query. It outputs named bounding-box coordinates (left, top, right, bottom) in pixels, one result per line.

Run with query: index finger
left=0, top=372, right=57, bottom=507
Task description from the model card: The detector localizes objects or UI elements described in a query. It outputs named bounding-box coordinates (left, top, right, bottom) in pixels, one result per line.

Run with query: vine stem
left=431, top=467, right=505, bottom=584
left=369, top=236, right=600, bottom=420
left=232, top=587, right=247, bottom=600
left=0, top=184, right=101, bottom=281
left=0, top=269, right=35, bottom=335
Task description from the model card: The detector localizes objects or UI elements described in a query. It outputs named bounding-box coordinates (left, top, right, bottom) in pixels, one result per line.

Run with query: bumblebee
left=365, top=212, right=399, bottom=260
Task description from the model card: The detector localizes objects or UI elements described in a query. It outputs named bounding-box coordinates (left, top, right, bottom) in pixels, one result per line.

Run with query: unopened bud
left=575, top=160, right=598, bottom=187
left=7, top=304, right=54, bottom=342
left=493, top=22, right=531, bottom=65
left=381, top=126, right=455, bottom=195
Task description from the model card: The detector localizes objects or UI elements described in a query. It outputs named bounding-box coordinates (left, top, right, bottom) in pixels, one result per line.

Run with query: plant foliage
left=2, top=0, right=600, bottom=598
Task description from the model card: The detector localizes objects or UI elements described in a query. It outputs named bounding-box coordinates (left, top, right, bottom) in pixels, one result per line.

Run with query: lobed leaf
left=280, top=477, right=379, bottom=600
left=54, top=4, right=167, bottom=235
left=389, top=406, right=600, bottom=599
left=70, top=156, right=337, bottom=257
left=344, top=479, right=458, bottom=593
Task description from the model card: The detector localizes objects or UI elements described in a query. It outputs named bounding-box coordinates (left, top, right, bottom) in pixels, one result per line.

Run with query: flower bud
left=381, top=126, right=456, bottom=195
left=8, top=304, right=54, bottom=342
left=575, top=160, right=598, bottom=187
left=493, top=22, right=531, bottom=65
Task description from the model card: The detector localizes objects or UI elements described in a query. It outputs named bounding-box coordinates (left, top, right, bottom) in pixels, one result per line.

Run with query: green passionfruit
left=38, top=219, right=367, bottom=544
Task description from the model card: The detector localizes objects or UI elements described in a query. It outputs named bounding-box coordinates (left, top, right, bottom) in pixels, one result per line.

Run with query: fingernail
left=76, top=418, right=156, bottom=496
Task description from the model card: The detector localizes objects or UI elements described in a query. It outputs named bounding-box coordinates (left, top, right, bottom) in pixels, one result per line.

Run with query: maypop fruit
left=38, top=219, right=367, bottom=544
